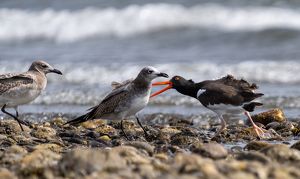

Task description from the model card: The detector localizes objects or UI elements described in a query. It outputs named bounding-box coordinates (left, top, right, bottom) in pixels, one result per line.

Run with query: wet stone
left=236, top=152, right=272, bottom=164
left=0, top=120, right=31, bottom=133
left=260, top=144, right=300, bottom=163
left=89, top=141, right=107, bottom=148
left=84, top=131, right=100, bottom=138
left=248, top=108, right=286, bottom=126
left=67, top=138, right=85, bottom=145
left=290, top=141, right=300, bottom=151
left=244, top=141, right=271, bottom=151
left=58, top=132, right=78, bottom=138
left=95, top=138, right=112, bottom=147
left=31, top=127, right=57, bottom=140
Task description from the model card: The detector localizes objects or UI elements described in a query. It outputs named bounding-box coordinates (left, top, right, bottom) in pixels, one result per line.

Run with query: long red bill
left=150, top=81, right=172, bottom=98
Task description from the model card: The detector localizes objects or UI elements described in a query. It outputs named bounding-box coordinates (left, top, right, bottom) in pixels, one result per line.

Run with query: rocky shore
left=0, top=108, right=300, bottom=179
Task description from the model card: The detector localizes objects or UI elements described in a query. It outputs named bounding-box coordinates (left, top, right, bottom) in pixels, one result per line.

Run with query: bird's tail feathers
left=243, top=102, right=263, bottom=112
left=65, top=115, right=88, bottom=125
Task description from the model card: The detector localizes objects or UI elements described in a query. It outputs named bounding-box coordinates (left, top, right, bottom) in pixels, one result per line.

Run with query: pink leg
left=244, top=111, right=265, bottom=138
left=213, top=115, right=226, bottom=138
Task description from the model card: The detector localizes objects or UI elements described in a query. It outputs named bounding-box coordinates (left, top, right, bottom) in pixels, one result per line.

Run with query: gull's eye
left=148, top=69, right=154, bottom=74
left=41, top=65, right=48, bottom=68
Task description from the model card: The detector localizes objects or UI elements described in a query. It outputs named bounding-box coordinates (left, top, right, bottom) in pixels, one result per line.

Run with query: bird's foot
left=253, top=125, right=271, bottom=139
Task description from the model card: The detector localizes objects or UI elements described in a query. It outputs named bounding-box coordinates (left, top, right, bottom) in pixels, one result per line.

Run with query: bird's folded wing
left=85, top=87, right=130, bottom=119
left=198, top=83, right=244, bottom=107
left=0, top=73, right=34, bottom=94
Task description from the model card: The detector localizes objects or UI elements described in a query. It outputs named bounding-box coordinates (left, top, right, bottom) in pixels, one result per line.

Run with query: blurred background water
left=1, top=0, right=300, bottom=123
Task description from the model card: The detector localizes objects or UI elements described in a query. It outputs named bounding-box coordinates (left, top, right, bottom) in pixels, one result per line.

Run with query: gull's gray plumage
left=66, top=66, right=168, bottom=139
left=0, top=61, right=62, bottom=131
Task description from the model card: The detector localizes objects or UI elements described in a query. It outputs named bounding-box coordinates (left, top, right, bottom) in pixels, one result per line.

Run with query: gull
left=0, top=61, right=63, bottom=131
left=66, top=66, right=168, bottom=139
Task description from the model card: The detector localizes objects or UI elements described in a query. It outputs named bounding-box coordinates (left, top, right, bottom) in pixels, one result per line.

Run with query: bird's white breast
left=125, top=94, right=149, bottom=117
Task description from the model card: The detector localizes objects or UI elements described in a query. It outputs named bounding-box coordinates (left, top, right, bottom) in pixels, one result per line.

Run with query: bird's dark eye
left=148, top=69, right=153, bottom=74
left=41, top=65, right=48, bottom=68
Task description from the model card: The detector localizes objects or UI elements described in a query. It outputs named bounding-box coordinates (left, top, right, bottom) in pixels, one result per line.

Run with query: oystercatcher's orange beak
left=150, top=81, right=172, bottom=98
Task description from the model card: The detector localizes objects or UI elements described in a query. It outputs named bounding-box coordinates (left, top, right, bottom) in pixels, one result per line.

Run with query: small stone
left=100, top=135, right=111, bottom=141
left=20, top=149, right=62, bottom=176
left=34, top=144, right=64, bottom=153
left=31, top=127, right=56, bottom=140
left=125, top=141, right=153, bottom=156
left=94, top=124, right=118, bottom=136
left=0, top=120, right=30, bottom=133
left=244, top=141, right=270, bottom=151
left=59, top=148, right=126, bottom=177
left=191, top=143, right=228, bottom=159
left=112, top=146, right=151, bottom=164
left=5, top=145, right=27, bottom=155
left=89, top=141, right=107, bottom=148
left=95, top=138, right=112, bottom=147
left=77, top=120, right=99, bottom=129
left=84, top=131, right=100, bottom=138
left=236, top=152, right=272, bottom=164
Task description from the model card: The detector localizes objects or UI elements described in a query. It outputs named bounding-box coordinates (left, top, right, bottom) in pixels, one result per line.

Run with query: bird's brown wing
left=85, top=83, right=131, bottom=119
left=198, top=83, right=244, bottom=107
left=0, top=73, right=34, bottom=95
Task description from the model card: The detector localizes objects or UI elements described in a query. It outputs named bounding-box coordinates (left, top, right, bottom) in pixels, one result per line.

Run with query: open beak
left=150, top=81, right=172, bottom=98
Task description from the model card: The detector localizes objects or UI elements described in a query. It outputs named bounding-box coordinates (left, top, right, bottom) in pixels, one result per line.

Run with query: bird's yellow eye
left=175, top=77, right=179, bottom=81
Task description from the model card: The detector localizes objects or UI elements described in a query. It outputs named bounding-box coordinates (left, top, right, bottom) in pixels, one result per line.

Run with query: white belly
left=0, top=87, right=41, bottom=108
left=208, top=103, right=245, bottom=116
left=125, top=95, right=149, bottom=117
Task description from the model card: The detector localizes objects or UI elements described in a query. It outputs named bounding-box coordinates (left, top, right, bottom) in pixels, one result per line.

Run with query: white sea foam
left=1, top=60, right=300, bottom=85
left=1, top=4, right=300, bottom=43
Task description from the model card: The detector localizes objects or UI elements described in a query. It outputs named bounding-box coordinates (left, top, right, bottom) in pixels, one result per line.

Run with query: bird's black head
left=150, top=75, right=196, bottom=98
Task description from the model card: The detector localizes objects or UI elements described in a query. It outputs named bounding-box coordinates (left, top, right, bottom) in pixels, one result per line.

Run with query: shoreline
left=0, top=109, right=299, bottom=178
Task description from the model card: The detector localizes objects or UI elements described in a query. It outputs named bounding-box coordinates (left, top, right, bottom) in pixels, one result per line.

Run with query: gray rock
left=125, top=141, right=153, bottom=156
left=260, top=144, right=300, bottom=163
left=59, top=148, right=126, bottom=177
left=236, top=152, right=272, bottom=164
left=191, top=143, right=228, bottom=159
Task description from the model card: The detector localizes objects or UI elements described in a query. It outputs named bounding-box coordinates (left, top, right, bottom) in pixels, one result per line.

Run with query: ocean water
left=1, top=0, right=300, bottom=123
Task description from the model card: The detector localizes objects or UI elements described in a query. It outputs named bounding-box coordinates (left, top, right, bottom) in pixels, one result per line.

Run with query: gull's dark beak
left=157, top=72, right=168, bottom=78
left=49, top=69, right=63, bottom=75
left=150, top=80, right=172, bottom=98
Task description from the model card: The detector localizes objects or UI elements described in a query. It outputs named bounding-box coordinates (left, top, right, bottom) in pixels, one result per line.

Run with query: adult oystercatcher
left=66, top=66, right=168, bottom=139
left=150, top=75, right=266, bottom=138
left=0, top=61, right=63, bottom=131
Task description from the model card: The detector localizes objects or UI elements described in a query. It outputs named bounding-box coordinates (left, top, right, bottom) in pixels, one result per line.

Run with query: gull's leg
left=135, top=114, right=148, bottom=138
left=120, top=119, right=129, bottom=140
left=1, top=104, right=28, bottom=131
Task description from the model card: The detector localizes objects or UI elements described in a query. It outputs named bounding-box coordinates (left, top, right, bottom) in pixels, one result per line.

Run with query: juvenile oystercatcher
left=66, top=66, right=168, bottom=139
left=0, top=61, right=63, bottom=131
left=150, top=75, right=266, bottom=138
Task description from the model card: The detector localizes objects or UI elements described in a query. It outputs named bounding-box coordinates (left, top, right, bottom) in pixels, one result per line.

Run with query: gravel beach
left=0, top=108, right=300, bottom=179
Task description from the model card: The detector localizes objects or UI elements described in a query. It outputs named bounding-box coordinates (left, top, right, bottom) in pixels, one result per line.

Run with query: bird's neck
left=177, top=82, right=204, bottom=99
left=132, top=75, right=151, bottom=92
